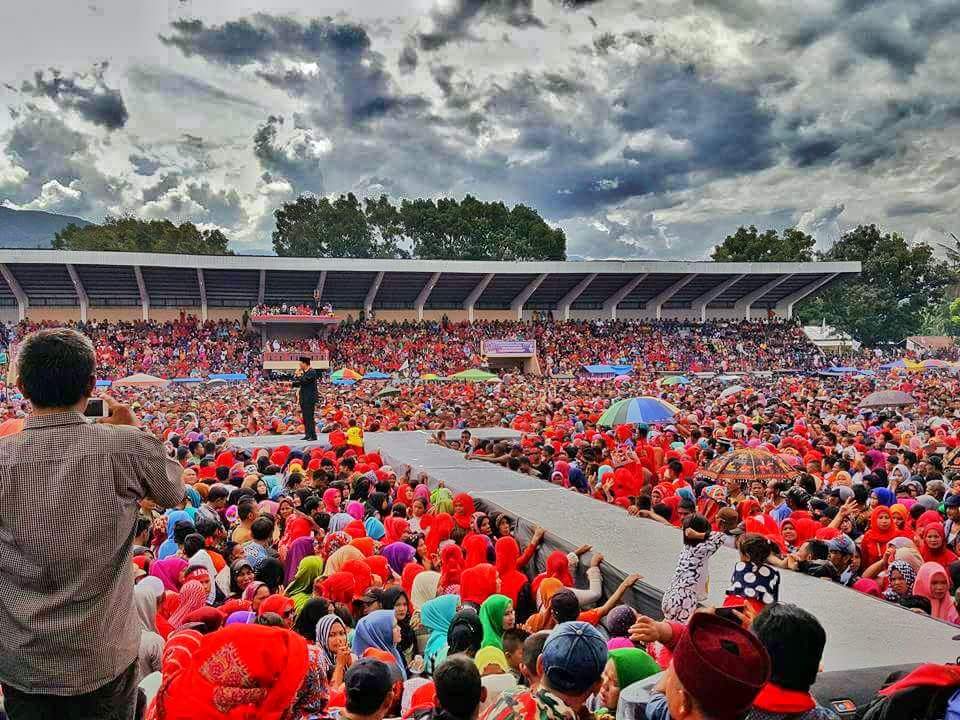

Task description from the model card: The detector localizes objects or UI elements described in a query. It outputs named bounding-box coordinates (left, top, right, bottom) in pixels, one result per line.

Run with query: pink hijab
left=914, top=562, right=959, bottom=623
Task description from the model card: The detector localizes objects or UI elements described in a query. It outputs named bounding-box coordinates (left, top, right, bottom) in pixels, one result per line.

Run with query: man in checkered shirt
left=0, top=328, right=185, bottom=720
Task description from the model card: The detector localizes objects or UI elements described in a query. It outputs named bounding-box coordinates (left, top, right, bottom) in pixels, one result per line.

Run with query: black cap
left=945, top=494, right=960, bottom=508
left=345, top=659, right=393, bottom=714
left=299, top=356, right=311, bottom=365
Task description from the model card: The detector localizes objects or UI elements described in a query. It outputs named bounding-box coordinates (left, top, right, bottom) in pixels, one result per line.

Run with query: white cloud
left=5, top=179, right=83, bottom=212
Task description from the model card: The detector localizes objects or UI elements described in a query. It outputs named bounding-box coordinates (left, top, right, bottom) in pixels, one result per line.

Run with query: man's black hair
left=134, top=517, right=151, bottom=540
left=900, top=595, right=932, bottom=615
left=345, top=660, right=392, bottom=715
left=194, top=517, right=221, bottom=539
left=522, top=631, right=550, bottom=674
left=804, top=539, right=829, bottom=561
left=503, top=627, right=530, bottom=654
left=208, top=485, right=230, bottom=503
left=237, top=500, right=258, bottom=522
left=751, top=604, right=825, bottom=692
left=434, top=656, right=483, bottom=720
left=173, top=520, right=195, bottom=545
left=183, top=533, right=205, bottom=557
left=16, top=328, right=96, bottom=408
left=215, top=466, right=230, bottom=483
left=251, top=516, right=275, bottom=542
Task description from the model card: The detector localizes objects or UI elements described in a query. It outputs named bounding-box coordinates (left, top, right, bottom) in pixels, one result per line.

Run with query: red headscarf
left=860, top=507, right=906, bottom=569
left=342, top=559, right=374, bottom=598
left=459, top=563, right=498, bottom=605
left=366, top=555, right=391, bottom=584
left=258, top=594, right=295, bottom=618
left=384, top=516, right=410, bottom=545
left=462, top=534, right=489, bottom=568
left=531, top=551, right=573, bottom=596
left=919, top=523, right=959, bottom=569
left=452, top=493, right=476, bottom=529
left=439, top=544, right=463, bottom=589
left=147, top=625, right=309, bottom=720
left=495, top=537, right=528, bottom=606
left=320, top=572, right=356, bottom=604
left=351, top=537, right=376, bottom=557
left=168, top=580, right=208, bottom=630
left=425, top=513, right=455, bottom=555
left=344, top=520, right=367, bottom=540
left=402, top=563, right=425, bottom=598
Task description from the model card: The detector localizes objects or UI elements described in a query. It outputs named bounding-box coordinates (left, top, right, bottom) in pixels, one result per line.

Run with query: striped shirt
left=0, top=411, right=184, bottom=695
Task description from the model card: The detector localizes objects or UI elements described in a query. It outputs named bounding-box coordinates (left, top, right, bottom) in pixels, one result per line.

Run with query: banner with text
left=481, top=340, right=536, bottom=357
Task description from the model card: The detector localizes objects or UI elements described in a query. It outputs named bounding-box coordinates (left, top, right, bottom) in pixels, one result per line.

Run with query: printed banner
left=482, top=340, right=536, bottom=356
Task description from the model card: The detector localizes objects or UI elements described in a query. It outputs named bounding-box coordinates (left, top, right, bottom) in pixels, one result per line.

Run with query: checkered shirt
left=0, top=411, right=184, bottom=695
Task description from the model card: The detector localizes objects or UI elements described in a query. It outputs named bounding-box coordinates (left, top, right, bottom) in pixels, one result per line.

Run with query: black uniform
left=291, top=368, right=319, bottom=440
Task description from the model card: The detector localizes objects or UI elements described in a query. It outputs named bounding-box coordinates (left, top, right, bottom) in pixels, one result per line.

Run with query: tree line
left=54, top=194, right=566, bottom=263
left=711, top=224, right=957, bottom=346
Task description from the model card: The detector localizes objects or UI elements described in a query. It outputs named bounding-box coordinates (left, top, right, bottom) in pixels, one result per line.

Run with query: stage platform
left=225, top=428, right=520, bottom=454
left=364, top=430, right=960, bottom=681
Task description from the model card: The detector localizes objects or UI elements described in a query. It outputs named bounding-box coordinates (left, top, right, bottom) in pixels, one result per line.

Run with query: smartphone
left=715, top=605, right=746, bottom=623
left=84, top=398, right=109, bottom=419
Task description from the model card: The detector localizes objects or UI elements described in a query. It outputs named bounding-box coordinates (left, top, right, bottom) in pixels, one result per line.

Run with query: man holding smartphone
left=0, top=328, right=185, bottom=720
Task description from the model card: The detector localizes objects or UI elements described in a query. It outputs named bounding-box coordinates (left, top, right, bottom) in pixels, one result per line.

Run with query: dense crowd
left=253, top=303, right=335, bottom=317
left=4, top=322, right=960, bottom=720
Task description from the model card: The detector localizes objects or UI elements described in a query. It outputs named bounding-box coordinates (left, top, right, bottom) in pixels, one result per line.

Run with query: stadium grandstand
left=0, top=249, right=859, bottom=324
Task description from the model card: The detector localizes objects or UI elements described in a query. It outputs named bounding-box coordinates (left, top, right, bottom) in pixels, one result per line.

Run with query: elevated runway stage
left=227, top=428, right=960, bottom=706
left=365, top=430, right=960, bottom=696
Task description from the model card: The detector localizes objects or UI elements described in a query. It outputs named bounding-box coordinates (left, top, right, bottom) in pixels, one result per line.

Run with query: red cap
left=672, top=613, right=769, bottom=720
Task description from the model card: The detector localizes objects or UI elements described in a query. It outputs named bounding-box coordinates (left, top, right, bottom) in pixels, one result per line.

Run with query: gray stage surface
left=368, top=430, right=960, bottom=674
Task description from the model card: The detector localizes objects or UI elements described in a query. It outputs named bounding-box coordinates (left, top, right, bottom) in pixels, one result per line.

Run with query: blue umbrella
left=363, top=371, right=391, bottom=380
left=331, top=378, right=356, bottom=386
left=598, top=396, right=680, bottom=427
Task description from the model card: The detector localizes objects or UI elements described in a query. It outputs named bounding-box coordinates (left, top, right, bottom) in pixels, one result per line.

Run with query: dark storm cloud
left=3, top=108, right=126, bottom=213
left=142, top=173, right=182, bottom=203
left=128, top=153, right=162, bottom=176
left=398, top=42, right=419, bottom=74
left=128, top=65, right=264, bottom=110
left=416, top=0, right=544, bottom=52
left=185, top=181, right=246, bottom=226
left=19, top=62, right=127, bottom=130
left=162, top=14, right=425, bottom=125
left=253, top=115, right=324, bottom=193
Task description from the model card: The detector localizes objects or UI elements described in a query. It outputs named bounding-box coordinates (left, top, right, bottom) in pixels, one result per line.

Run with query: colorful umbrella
left=376, top=387, right=400, bottom=398
left=420, top=373, right=441, bottom=381
left=922, top=359, right=952, bottom=369
left=332, top=368, right=362, bottom=381
left=660, top=375, right=690, bottom=386
left=597, top=396, right=680, bottom=427
left=719, top=385, right=746, bottom=399
left=449, top=369, right=498, bottom=382
left=860, top=390, right=916, bottom=408
left=362, top=371, right=391, bottom=380
left=702, top=449, right=801, bottom=484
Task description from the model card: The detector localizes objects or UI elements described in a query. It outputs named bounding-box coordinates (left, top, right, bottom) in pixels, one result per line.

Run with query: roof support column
left=511, top=273, right=547, bottom=321
left=315, top=271, right=327, bottom=304
left=735, top=275, right=791, bottom=321
left=690, top=274, right=745, bottom=322
left=556, top=273, right=597, bottom=321
left=464, top=273, right=494, bottom=323
left=0, top=264, right=27, bottom=321
left=415, top=272, right=441, bottom=322
left=258, top=269, right=266, bottom=305
left=775, top=273, right=839, bottom=319
left=66, top=264, right=88, bottom=323
left=364, top=271, right=384, bottom=317
left=602, top=274, right=647, bottom=320
left=134, top=266, right=149, bottom=321
left=651, top=274, right=697, bottom=320
left=197, top=268, right=207, bottom=321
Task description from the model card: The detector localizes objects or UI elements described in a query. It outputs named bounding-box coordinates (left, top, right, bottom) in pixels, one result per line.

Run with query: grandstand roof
left=0, top=250, right=859, bottom=318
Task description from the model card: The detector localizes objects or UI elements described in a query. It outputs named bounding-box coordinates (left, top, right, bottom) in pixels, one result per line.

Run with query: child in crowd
left=661, top=513, right=726, bottom=623
left=727, top=532, right=781, bottom=613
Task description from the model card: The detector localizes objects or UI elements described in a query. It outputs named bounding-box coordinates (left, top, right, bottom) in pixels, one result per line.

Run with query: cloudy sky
left=0, top=0, right=958, bottom=258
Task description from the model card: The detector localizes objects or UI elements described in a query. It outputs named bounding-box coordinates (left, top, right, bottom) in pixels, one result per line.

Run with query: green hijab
left=479, top=594, right=512, bottom=650
left=285, top=556, right=325, bottom=613
left=609, top=648, right=660, bottom=694
left=431, top=487, right=454, bottom=515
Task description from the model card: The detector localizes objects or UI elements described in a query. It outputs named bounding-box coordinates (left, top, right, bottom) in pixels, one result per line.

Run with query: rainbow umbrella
left=420, top=373, right=441, bottom=381
left=331, top=368, right=362, bottom=381
left=597, top=396, right=680, bottom=427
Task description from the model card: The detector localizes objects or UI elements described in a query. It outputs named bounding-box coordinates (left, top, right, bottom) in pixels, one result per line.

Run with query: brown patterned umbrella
left=701, top=449, right=802, bottom=484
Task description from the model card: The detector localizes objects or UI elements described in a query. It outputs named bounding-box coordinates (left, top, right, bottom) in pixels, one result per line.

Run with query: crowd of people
left=253, top=303, right=335, bottom=317
left=4, top=320, right=960, bottom=720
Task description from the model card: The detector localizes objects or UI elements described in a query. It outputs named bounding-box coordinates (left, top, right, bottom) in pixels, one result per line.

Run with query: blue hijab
left=872, top=487, right=896, bottom=507
left=421, top=594, right=460, bottom=672
left=364, top=517, right=386, bottom=541
left=351, top=609, right=406, bottom=678
left=157, top=510, right=193, bottom=559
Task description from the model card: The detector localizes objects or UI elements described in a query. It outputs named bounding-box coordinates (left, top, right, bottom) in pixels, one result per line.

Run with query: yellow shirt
left=346, top=426, right=364, bottom=447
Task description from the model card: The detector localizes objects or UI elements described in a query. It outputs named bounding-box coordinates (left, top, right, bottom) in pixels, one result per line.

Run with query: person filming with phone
left=0, top=328, right=185, bottom=720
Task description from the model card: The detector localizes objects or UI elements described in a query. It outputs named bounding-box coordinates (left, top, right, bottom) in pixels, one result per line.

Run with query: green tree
left=797, top=224, right=954, bottom=345
left=364, top=195, right=409, bottom=258
left=54, top=216, right=232, bottom=254
left=273, top=193, right=385, bottom=258
left=711, top=225, right=815, bottom=262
